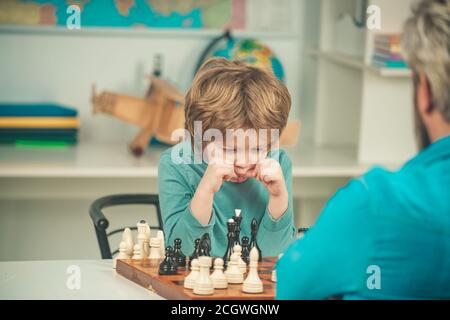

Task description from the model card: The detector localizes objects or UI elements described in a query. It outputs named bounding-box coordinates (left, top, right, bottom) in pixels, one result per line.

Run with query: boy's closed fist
left=251, top=158, right=287, bottom=198
left=200, top=159, right=237, bottom=194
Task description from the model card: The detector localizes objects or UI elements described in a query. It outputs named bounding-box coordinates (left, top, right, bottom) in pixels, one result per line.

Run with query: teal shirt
left=158, top=141, right=297, bottom=257
left=277, top=135, right=450, bottom=300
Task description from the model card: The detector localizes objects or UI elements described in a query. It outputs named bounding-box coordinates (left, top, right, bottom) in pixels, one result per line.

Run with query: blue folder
left=0, top=103, right=78, bottom=117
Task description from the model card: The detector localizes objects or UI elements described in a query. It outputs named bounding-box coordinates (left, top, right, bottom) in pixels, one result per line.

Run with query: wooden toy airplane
left=91, top=76, right=185, bottom=156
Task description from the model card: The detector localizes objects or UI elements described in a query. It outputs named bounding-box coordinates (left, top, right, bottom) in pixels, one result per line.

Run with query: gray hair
left=401, top=0, right=450, bottom=122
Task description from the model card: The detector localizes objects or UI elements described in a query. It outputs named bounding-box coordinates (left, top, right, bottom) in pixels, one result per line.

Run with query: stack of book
left=372, top=34, right=408, bottom=69
left=0, top=103, right=79, bottom=147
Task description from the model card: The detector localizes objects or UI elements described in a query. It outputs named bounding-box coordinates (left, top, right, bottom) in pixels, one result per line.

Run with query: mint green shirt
left=158, top=141, right=297, bottom=257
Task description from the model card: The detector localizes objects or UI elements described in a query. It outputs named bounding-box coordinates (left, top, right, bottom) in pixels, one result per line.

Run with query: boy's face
left=205, top=129, right=274, bottom=183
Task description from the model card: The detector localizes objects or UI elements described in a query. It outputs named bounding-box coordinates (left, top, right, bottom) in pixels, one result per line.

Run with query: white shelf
left=0, top=25, right=299, bottom=40
left=307, top=49, right=365, bottom=70
left=308, top=49, right=412, bottom=78
left=0, top=142, right=388, bottom=179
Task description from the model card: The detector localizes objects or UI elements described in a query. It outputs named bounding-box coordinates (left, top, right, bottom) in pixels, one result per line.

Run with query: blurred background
left=0, top=0, right=417, bottom=261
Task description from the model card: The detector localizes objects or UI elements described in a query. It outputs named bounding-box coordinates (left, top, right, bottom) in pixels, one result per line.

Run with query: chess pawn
left=156, top=230, right=165, bottom=257
left=184, top=258, right=200, bottom=289
left=233, top=244, right=247, bottom=273
left=193, top=256, right=214, bottom=295
left=114, top=241, right=130, bottom=268
left=148, top=238, right=161, bottom=260
left=132, top=243, right=142, bottom=260
left=225, top=253, right=244, bottom=284
left=241, top=236, right=250, bottom=264
left=122, top=228, right=134, bottom=257
left=158, top=246, right=177, bottom=275
left=172, top=238, right=186, bottom=268
left=271, top=253, right=283, bottom=282
left=210, top=258, right=228, bottom=289
left=242, top=247, right=263, bottom=293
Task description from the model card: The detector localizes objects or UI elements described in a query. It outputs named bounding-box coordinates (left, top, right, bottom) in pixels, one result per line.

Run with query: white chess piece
left=113, top=241, right=130, bottom=268
left=156, top=230, right=165, bottom=257
left=137, top=220, right=149, bottom=258
left=184, top=258, right=200, bottom=289
left=136, top=232, right=147, bottom=259
left=272, top=253, right=283, bottom=282
left=193, top=256, right=214, bottom=295
left=210, top=258, right=228, bottom=289
left=225, top=252, right=244, bottom=284
left=132, top=243, right=142, bottom=260
left=144, top=224, right=151, bottom=257
left=148, top=238, right=161, bottom=260
left=242, top=247, right=263, bottom=293
left=122, top=228, right=134, bottom=257
left=233, top=244, right=247, bottom=273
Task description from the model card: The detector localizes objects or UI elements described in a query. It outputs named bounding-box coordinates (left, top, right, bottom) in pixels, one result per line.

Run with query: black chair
left=89, top=194, right=163, bottom=259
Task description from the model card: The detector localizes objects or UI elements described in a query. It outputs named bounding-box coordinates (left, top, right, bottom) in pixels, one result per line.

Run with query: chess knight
left=91, top=76, right=185, bottom=157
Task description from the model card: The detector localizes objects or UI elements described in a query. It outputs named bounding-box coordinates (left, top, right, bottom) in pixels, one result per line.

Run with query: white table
left=0, top=260, right=163, bottom=300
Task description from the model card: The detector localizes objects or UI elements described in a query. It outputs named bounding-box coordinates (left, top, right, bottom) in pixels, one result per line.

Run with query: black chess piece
left=241, top=236, right=250, bottom=264
left=158, top=246, right=178, bottom=275
left=199, top=233, right=211, bottom=256
left=249, top=218, right=262, bottom=261
left=188, top=238, right=200, bottom=267
left=172, top=238, right=186, bottom=268
left=233, top=212, right=242, bottom=246
left=223, top=219, right=236, bottom=266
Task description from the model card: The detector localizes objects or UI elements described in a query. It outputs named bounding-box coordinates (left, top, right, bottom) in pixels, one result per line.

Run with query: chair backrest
left=89, top=194, right=162, bottom=259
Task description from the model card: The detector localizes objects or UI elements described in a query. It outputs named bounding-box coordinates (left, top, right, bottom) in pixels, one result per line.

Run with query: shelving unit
left=311, top=0, right=417, bottom=165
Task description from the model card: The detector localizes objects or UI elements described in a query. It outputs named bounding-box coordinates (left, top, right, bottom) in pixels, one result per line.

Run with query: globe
left=211, top=38, right=286, bottom=82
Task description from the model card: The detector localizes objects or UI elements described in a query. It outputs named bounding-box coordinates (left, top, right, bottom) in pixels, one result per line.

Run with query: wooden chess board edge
left=116, top=258, right=277, bottom=300
left=116, top=259, right=190, bottom=300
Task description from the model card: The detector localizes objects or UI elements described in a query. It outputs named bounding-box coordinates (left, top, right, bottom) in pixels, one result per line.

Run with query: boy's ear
left=416, top=72, right=434, bottom=115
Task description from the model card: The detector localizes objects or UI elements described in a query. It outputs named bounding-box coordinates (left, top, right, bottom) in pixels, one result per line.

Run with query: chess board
left=116, top=257, right=277, bottom=300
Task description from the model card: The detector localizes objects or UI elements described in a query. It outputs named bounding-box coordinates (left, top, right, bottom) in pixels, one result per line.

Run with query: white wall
left=0, top=28, right=302, bottom=144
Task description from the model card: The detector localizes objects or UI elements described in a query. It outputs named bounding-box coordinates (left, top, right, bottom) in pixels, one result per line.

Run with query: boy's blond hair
left=184, top=58, right=291, bottom=144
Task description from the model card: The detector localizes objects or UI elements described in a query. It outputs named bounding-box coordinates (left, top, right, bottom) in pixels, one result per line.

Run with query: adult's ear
left=416, top=72, right=434, bottom=116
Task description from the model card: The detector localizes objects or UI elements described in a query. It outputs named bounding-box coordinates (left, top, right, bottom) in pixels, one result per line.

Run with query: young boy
left=158, top=58, right=296, bottom=257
